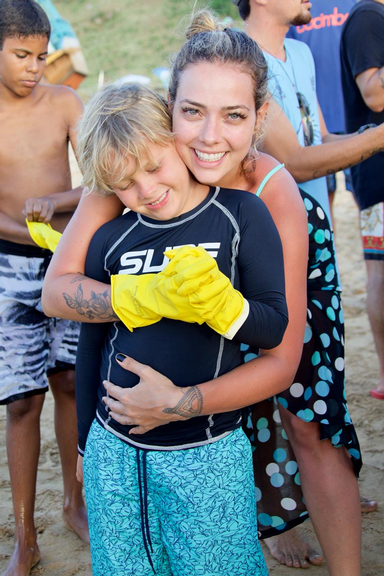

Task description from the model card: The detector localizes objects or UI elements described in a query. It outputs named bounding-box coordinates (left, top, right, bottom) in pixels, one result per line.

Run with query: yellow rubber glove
left=189, top=272, right=249, bottom=339
left=26, top=220, right=62, bottom=253
left=111, top=263, right=217, bottom=331
left=111, top=246, right=248, bottom=334
left=164, top=246, right=249, bottom=339
left=162, top=246, right=221, bottom=295
left=111, top=274, right=162, bottom=331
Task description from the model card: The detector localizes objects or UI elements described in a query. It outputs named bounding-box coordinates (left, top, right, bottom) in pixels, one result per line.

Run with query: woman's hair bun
left=185, top=8, right=225, bottom=40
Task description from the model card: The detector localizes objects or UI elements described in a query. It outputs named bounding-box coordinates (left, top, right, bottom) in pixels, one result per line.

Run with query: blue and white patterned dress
left=243, top=187, right=362, bottom=538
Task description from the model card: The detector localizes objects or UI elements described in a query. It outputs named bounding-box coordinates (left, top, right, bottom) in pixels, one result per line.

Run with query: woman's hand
left=102, top=354, right=204, bottom=434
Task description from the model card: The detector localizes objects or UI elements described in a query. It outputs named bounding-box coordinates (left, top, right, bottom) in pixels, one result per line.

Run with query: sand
left=0, top=178, right=383, bottom=575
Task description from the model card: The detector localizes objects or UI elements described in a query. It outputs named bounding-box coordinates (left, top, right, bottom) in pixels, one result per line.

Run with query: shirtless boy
left=0, top=2, right=88, bottom=575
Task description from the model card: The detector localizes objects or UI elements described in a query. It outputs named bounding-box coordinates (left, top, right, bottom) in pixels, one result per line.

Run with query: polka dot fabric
left=243, top=188, right=362, bottom=539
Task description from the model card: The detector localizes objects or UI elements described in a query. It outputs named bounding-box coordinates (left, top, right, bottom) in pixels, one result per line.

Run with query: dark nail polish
left=115, top=353, right=126, bottom=363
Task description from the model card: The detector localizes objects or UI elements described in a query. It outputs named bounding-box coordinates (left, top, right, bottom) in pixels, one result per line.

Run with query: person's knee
left=7, top=394, right=45, bottom=423
left=280, top=408, right=320, bottom=452
left=366, top=274, right=384, bottom=295
left=366, top=260, right=384, bottom=292
left=49, top=369, right=76, bottom=397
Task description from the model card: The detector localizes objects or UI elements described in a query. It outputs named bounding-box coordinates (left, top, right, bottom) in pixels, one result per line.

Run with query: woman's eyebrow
left=179, top=98, right=250, bottom=112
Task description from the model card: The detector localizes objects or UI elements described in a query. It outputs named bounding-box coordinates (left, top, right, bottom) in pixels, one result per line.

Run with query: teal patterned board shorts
left=83, top=421, right=268, bottom=576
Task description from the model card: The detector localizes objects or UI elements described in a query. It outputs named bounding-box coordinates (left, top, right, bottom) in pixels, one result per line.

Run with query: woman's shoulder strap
left=255, top=163, right=285, bottom=197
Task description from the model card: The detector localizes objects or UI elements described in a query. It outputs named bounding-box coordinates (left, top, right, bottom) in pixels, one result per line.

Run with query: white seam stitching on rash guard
left=104, top=323, right=119, bottom=428
left=137, top=186, right=221, bottom=229
left=104, top=219, right=140, bottom=274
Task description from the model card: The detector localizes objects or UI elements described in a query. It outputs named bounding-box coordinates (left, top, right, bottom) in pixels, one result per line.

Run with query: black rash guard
left=76, top=186, right=288, bottom=454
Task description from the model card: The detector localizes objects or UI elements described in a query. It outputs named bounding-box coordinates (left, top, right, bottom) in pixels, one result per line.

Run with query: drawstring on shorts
left=136, top=448, right=156, bottom=574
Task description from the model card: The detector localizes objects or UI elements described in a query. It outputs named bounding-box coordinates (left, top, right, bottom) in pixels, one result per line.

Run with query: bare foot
left=264, top=529, right=324, bottom=569
left=63, top=505, right=90, bottom=544
left=360, top=496, right=377, bottom=513
left=1, top=541, right=40, bottom=576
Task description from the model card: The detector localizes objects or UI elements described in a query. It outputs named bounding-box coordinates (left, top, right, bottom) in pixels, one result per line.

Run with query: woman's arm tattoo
left=63, top=274, right=117, bottom=320
left=163, top=386, right=203, bottom=419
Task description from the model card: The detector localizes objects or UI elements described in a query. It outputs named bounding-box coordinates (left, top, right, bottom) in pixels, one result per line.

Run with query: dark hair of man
left=0, top=0, right=51, bottom=50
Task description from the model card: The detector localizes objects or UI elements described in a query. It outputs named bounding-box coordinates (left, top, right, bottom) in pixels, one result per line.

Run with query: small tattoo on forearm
left=163, top=386, right=203, bottom=419
left=312, top=144, right=384, bottom=179
left=63, top=283, right=117, bottom=320
left=360, top=147, right=383, bottom=162
left=313, top=163, right=353, bottom=179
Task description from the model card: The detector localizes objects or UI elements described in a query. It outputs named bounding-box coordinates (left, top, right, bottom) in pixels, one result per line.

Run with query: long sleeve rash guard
left=76, top=186, right=288, bottom=454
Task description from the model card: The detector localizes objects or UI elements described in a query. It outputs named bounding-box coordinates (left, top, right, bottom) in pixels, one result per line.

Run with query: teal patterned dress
left=243, top=187, right=362, bottom=538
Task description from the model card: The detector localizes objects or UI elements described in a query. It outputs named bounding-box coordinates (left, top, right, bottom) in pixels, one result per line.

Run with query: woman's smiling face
left=171, top=61, right=259, bottom=189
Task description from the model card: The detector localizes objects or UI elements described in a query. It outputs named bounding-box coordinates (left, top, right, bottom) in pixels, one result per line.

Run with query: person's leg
left=2, top=394, right=45, bottom=576
left=83, top=422, right=171, bottom=576
left=157, top=429, right=267, bottom=576
left=246, top=402, right=323, bottom=568
left=359, top=203, right=384, bottom=396
left=279, top=409, right=361, bottom=576
left=245, top=398, right=324, bottom=569
left=365, top=259, right=384, bottom=395
left=0, top=251, right=52, bottom=576
left=48, top=369, right=89, bottom=543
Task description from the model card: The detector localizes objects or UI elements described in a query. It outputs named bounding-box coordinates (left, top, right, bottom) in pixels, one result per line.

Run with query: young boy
left=0, top=2, right=88, bottom=574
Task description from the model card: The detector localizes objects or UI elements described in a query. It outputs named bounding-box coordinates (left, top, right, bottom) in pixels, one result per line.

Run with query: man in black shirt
left=341, top=0, right=384, bottom=400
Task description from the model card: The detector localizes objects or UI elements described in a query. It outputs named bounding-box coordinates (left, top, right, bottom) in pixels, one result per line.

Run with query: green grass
left=52, top=0, right=241, bottom=99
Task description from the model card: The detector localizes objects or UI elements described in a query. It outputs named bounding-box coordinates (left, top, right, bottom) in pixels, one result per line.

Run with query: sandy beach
left=0, top=177, right=383, bottom=575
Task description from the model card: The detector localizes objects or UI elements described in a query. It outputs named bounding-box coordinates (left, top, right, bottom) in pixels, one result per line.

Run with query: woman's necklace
left=258, top=42, right=298, bottom=88
left=270, top=46, right=299, bottom=93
